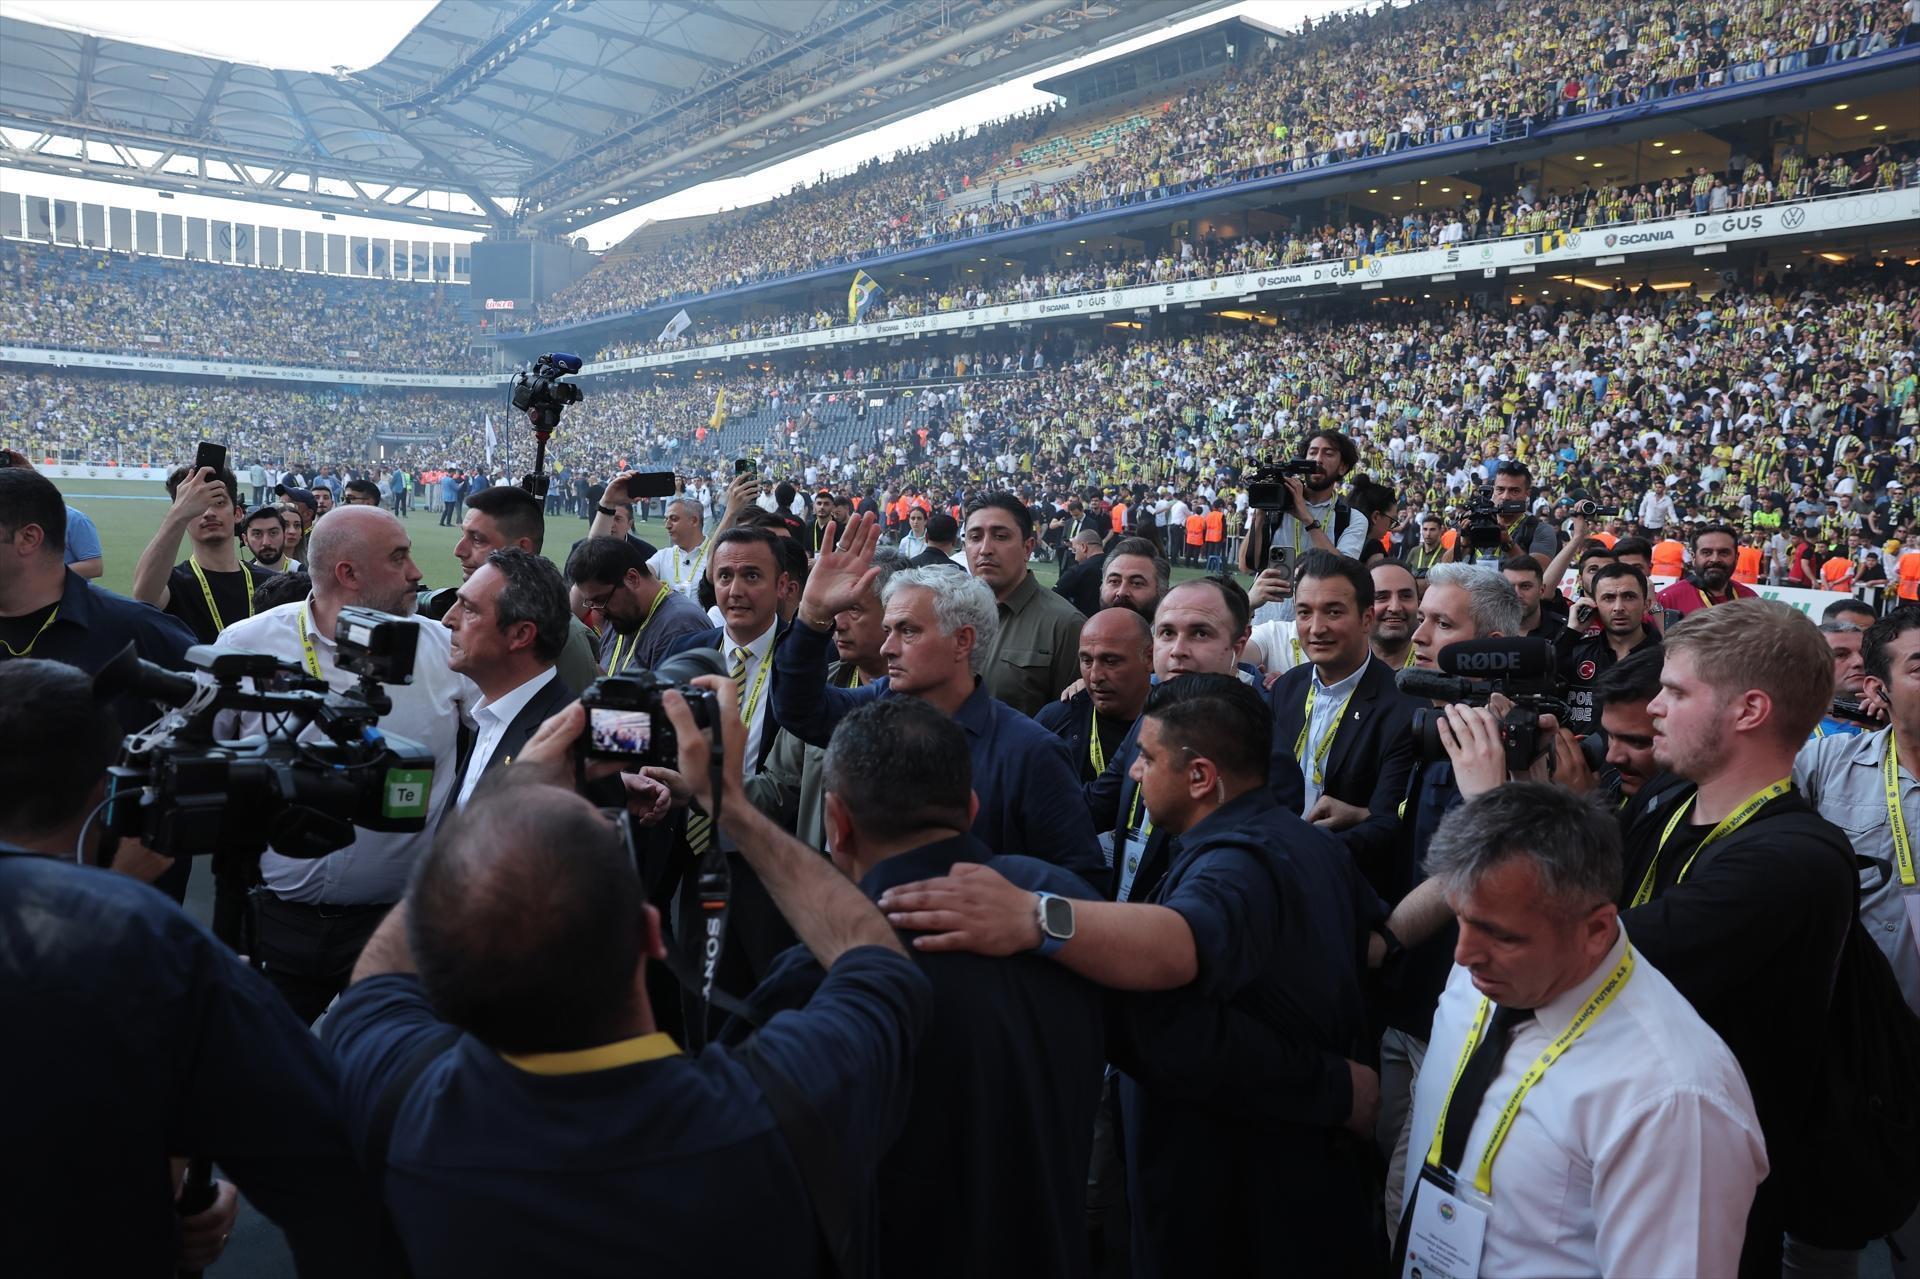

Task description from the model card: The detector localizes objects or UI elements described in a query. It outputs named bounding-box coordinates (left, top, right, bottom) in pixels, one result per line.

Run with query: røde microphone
left=1435, top=637, right=1557, bottom=680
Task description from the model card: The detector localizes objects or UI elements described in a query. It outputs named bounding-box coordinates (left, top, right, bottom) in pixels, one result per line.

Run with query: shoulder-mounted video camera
left=1245, top=460, right=1322, bottom=512
left=97, top=608, right=433, bottom=860
left=1398, top=637, right=1570, bottom=773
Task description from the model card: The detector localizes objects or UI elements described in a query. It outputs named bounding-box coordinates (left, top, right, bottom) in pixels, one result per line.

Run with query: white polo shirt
left=214, top=599, right=477, bottom=905
left=647, top=540, right=709, bottom=599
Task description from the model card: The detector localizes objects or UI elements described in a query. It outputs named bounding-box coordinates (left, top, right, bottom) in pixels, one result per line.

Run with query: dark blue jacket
left=772, top=621, right=1104, bottom=887
left=663, top=622, right=789, bottom=771
left=741, top=836, right=1104, bottom=1279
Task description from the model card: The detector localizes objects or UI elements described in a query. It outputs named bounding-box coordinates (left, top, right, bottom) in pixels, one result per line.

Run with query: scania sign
left=1038, top=301, right=1073, bottom=314
left=1603, top=230, right=1676, bottom=248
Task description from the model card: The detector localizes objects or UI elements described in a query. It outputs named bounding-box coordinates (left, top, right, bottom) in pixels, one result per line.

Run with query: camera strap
left=674, top=751, right=747, bottom=1049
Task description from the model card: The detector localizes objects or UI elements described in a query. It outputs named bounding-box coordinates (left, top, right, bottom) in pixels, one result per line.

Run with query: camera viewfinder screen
left=590, top=708, right=651, bottom=755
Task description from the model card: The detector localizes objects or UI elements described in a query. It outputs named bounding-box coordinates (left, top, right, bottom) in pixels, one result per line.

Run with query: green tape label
left=383, top=769, right=433, bottom=819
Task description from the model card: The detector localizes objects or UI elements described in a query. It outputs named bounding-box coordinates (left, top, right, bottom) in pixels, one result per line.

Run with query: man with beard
left=1655, top=523, right=1756, bottom=617
left=567, top=536, right=711, bottom=680
left=130, top=463, right=255, bottom=646
left=211, top=506, right=478, bottom=1024
left=1369, top=560, right=1420, bottom=669
left=1594, top=646, right=1665, bottom=804
left=1240, top=430, right=1369, bottom=571
left=1037, top=607, right=1155, bottom=784
left=1096, top=536, right=1167, bottom=620
left=1558, top=564, right=1662, bottom=735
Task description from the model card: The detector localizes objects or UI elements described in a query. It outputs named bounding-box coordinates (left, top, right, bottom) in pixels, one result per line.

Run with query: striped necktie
left=686, top=645, right=754, bottom=857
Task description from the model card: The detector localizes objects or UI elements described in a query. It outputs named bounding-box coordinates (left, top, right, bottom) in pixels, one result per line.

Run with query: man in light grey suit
left=443, top=547, right=578, bottom=814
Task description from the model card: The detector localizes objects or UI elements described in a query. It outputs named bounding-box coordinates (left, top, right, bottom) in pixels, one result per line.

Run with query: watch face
left=1041, top=894, right=1075, bottom=940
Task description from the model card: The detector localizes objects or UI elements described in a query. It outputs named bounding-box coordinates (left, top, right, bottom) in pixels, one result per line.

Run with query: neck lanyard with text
left=295, top=605, right=323, bottom=678
left=608, top=587, right=670, bottom=675
left=1089, top=707, right=1106, bottom=775
left=1884, top=734, right=1917, bottom=887
left=734, top=646, right=773, bottom=728
left=191, top=559, right=254, bottom=633
left=1628, top=778, right=1791, bottom=907
left=1114, top=784, right=1154, bottom=903
left=1294, top=676, right=1358, bottom=787
left=1424, top=941, right=1635, bottom=1196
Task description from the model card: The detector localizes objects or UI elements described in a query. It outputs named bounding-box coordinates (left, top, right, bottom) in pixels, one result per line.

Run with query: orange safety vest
left=1733, top=546, right=1763, bottom=585
left=1592, top=531, right=1618, bottom=548
left=1184, top=514, right=1206, bottom=546
left=1822, top=557, right=1854, bottom=588
left=1899, top=552, right=1920, bottom=601
left=1440, top=528, right=1460, bottom=550
left=1205, top=510, right=1225, bottom=543
left=1111, top=503, right=1129, bottom=534
left=1652, top=539, right=1686, bottom=578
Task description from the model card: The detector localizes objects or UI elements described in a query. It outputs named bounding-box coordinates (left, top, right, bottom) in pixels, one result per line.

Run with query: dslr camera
left=1398, top=638, right=1570, bottom=773
left=98, top=608, right=434, bottom=861
left=578, top=648, right=728, bottom=770
left=1245, top=460, right=1322, bottom=512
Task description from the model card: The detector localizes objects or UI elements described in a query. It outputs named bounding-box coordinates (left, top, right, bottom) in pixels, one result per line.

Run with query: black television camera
left=1398, top=637, right=1570, bottom=773
left=510, top=352, right=583, bottom=500
left=578, top=647, right=728, bottom=770
left=97, top=607, right=434, bottom=860
left=1245, top=460, right=1322, bottom=512
left=1460, top=486, right=1528, bottom=558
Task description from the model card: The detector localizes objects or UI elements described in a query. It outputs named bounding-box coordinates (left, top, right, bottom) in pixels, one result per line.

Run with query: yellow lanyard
left=294, top=605, right=323, bottom=678
left=1884, top=735, right=1917, bottom=887
left=734, top=646, right=773, bottom=727
left=671, top=533, right=714, bottom=589
left=1412, top=545, right=1442, bottom=571
left=190, top=559, right=253, bottom=634
left=1089, top=707, right=1106, bottom=775
left=607, top=587, right=670, bottom=675
left=1695, top=584, right=1718, bottom=610
left=1402, top=646, right=1417, bottom=670
left=0, top=604, right=60, bottom=658
left=1425, top=942, right=1635, bottom=1196
left=1294, top=677, right=1358, bottom=787
left=1128, top=783, right=1152, bottom=838
left=1628, top=778, right=1791, bottom=907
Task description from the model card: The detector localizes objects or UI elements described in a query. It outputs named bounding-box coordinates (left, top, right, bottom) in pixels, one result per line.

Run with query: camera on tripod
left=510, top=352, right=583, bottom=433
left=1245, top=460, right=1322, bottom=512
left=1398, top=638, right=1570, bottom=773
left=578, top=648, right=729, bottom=770
left=96, top=608, right=434, bottom=861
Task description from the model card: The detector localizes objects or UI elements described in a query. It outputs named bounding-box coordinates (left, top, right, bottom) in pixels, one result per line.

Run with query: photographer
left=213, top=505, right=478, bottom=1024
left=130, top=462, right=256, bottom=645
left=322, top=684, right=931, bottom=1277
left=1448, top=462, right=1557, bottom=568
left=1238, top=430, right=1369, bottom=573
left=0, top=659, right=377, bottom=1276
left=1558, top=563, right=1662, bottom=736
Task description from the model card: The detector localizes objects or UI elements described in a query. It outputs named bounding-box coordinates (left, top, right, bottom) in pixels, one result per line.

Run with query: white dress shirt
left=1403, top=928, right=1766, bottom=1278
left=1298, top=655, right=1369, bottom=814
left=456, top=666, right=558, bottom=810
left=647, top=541, right=708, bottom=599
left=214, top=599, right=478, bottom=905
left=724, top=621, right=778, bottom=778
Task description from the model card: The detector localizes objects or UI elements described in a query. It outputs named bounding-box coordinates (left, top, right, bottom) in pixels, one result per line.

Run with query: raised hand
left=798, top=512, right=883, bottom=628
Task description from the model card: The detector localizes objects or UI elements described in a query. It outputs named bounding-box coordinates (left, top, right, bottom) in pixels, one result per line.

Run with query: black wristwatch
left=596, top=503, right=618, bottom=516
left=1305, top=519, right=1323, bottom=532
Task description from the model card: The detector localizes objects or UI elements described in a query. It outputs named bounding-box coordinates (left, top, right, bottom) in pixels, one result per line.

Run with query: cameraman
left=1448, top=462, right=1558, bottom=568
left=0, top=659, right=377, bottom=1275
left=1238, top=430, right=1369, bottom=571
left=213, top=505, right=478, bottom=1024
left=323, top=684, right=931, bottom=1276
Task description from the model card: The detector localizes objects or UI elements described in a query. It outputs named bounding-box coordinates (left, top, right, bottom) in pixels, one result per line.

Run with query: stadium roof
left=0, top=0, right=1228, bottom=234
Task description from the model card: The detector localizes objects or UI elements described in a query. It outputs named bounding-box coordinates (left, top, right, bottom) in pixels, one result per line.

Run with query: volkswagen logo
left=1369, top=259, right=1383, bottom=276
left=1781, top=206, right=1806, bottom=229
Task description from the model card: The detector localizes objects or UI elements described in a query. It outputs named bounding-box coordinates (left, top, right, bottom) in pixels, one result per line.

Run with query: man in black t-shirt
left=1558, top=563, right=1661, bottom=734
left=130, top=463, right=257, bottom=645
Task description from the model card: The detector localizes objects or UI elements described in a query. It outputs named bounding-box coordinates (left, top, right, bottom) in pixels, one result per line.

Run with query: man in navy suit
left=1265, top=550, right=1420, bottom=896
left=442, top=548, right=579, bottom=815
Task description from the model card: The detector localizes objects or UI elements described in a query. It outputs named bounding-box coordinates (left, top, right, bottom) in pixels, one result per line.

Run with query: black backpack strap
left=365, top=1025, right=461, bottom=1277
left=1331, top=500, right=1353, bottom=543
left=738, top=1036, right=865, bottom=1279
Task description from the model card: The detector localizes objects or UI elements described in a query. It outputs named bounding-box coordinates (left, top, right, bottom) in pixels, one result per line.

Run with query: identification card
left=1401, top=1166, right=1489, bottom=1279
left=1906, top=894, right=1920, bottom=966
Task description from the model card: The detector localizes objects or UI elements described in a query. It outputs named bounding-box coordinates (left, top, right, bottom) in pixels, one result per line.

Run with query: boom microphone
left=1436, top=637, right=1557, bottom=680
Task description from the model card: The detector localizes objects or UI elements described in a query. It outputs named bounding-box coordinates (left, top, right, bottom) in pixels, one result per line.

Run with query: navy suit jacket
left=450, top=670, right=577, bottom=819
left=663, top=622, right=788, bottom=771
left=1265, top=654, right=1419, bottom=897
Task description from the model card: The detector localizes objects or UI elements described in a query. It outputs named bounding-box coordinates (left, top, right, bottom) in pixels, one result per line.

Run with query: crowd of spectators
left=0, top=242, right=481, bottom=373
left=515, top=0, right=1915, bottom=332
left=598, top=140, right=1916, bottom=364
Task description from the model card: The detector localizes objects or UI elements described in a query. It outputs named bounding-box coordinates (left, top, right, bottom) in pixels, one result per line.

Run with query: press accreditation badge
left=1401, top=1166, right=1488, bottom=1279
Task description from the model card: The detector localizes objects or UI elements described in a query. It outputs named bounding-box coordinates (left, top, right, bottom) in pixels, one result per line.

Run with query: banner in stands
left=1570, top=573, right=1855, bottom=618
left=43, top=464, right=172, bottom=481
left=0, top=346, right=501, bottom=389
left=581, top=187, right=1920, bottom=378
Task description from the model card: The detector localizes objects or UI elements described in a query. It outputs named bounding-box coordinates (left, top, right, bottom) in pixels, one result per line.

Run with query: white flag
left=657, top=308, right=692, bottom=344
left=484, top=414, right=497, bottom=469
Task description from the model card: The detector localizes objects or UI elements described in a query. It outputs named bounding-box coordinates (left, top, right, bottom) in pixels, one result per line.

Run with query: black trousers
left=252, top=893, right=393, bottom=1027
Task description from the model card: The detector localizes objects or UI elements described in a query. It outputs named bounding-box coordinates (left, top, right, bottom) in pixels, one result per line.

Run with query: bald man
left=1037, top=606, right=1155, bottom=784
left=212, top=504, right=480, bottom=1023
